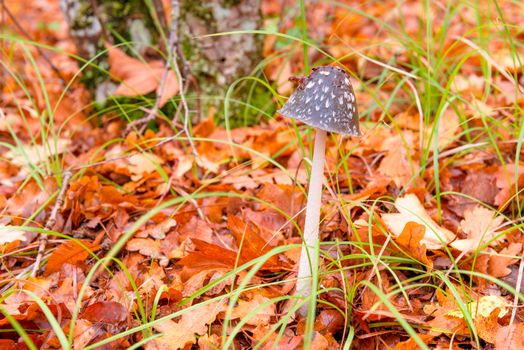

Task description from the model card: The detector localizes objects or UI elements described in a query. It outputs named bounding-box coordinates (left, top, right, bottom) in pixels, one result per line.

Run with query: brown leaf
left=44, top=240, right=100, bottom=276
left=314, top=309, right=345, bottom=334
left=231, top=294, right=276, bottom=326
left=81, top=301, right=127, bottom=323
left=126, top=238, right=162, bottom=258
left=146, top=300, right=225, bottom=350
left=377, top=132, right=419, bottom=188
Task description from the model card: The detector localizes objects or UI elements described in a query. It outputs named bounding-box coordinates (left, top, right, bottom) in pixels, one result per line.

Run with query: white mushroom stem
left=296, top=129, right=327, bottom=317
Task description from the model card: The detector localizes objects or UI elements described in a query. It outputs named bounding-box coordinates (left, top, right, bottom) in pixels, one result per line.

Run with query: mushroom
left=278, top=66, right=360, bottom=317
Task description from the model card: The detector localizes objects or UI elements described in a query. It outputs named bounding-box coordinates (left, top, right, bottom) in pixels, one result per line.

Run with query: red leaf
left=81, top=301, right=127, bottom=323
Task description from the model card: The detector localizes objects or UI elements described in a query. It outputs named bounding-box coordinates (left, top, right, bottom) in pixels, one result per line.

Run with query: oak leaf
left=231, top=294, right=276, bottom=326
left=146, top=300, right=225, bottom=350
left=450, top=206, right=504, bottom=251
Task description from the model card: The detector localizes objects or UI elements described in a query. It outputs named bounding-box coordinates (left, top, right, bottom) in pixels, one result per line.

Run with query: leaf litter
left=1, top=0, right=524, bottom=349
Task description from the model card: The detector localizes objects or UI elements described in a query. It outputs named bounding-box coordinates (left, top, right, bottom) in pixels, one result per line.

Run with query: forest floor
left=1, top=0, right=524, bottom=349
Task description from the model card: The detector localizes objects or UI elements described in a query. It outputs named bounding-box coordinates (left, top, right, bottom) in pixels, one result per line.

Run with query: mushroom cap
left=278, top=66, right=360, bottom=136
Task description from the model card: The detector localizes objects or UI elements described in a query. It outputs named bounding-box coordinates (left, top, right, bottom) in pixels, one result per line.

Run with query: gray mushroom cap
left=278, top=66, right=360, bottom=136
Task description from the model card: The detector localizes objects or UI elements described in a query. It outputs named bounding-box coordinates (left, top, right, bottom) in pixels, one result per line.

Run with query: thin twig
left=32, top=171, right=73, bottom=276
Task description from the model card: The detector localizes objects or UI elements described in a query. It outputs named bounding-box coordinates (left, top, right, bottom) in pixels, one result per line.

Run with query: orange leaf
left=488, top=243, right=522, bottom=278
left=176, top=239, right=240, bottom=279
left=44, top=240, right=100, bottom=276
left=227, top=214, right=282, bottom=270
left=395, top=221, right=432, bottom=269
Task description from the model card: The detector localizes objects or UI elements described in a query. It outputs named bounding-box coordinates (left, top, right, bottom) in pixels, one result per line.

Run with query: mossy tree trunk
left=61, top=0, right=264, bottom=124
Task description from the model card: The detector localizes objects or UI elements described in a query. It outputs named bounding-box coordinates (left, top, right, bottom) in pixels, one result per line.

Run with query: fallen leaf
left=5, top=139, right=70, bottom=168
left=446, top=295, right=510, bottom=319
left=72, top=319, right=97, bottom=350
left=177, top=239, right=241, bottom=279
left=314, top=309, right=345, bottom=334
left=488, top=243, right=522, bottom=278
left=392, top=334, right=433, bottom=350
left=231, top=294, right=276, bottom=326
left=146, top=300, right=225, bottom=350
left=378, top=132, right=419, bottom=188
left=44, top=240, right=100, bottom=276
left=126, top=238, right=162, bottom=258
left=495, top=323, right=524, bottom=349
left=227, top=214, right=282, bottom=270
left=395, top=221, right=432, bottom=268
left=81, top=301, right=127, bottom=323
left=108, top=46, right=179, bottom=107
left=424, top=109, right=461, bottom=150
left=0, top=224, right=27, bottom=244
left=382, top=194, right=455, bottom=249
left=127, top=153, right=164, bottom=181
left=450, top=206, right=504, bottom=251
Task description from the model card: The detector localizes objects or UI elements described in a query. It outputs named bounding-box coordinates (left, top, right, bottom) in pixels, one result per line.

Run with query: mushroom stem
left=296, top=128, right=327, bottom=317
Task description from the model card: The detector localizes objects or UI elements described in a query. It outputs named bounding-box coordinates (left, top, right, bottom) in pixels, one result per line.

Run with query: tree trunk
left=60, top=0, right=264, bottom=124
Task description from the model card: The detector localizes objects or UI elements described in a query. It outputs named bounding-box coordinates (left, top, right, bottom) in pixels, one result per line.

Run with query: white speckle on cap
left=315, top=105, right=320, bottom=111
left=319, top=71, right=330, bottom=76
left=325, top=100, right=330, bottom=108
left=339, top=96, right=343, bottom=105
left=344, top=77, right=350, bottom=85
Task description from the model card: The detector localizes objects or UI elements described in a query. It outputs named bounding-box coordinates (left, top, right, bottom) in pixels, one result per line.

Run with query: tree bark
left=60, top=0, right=264, bottom=123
